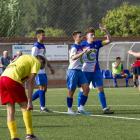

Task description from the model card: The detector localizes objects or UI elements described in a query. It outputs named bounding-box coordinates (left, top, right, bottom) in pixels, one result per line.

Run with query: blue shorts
left=67, top=69, right=88, bottom=90
left=83, top=70, right=103, bottom=87
left=35, top=73, right=48, bottom=85
left=113, top=73, right=122, bottom=77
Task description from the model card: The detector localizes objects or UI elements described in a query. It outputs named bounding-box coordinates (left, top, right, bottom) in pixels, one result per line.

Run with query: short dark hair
left=36, top=30, right=45, bottom=35
left=116, top=57, right=121, bottom=60
left=136, top=57, right=140, bottom=60
left=72, top=30, right=82, bottom=37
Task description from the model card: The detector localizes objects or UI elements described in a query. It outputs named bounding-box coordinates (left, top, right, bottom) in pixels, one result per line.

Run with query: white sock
left=79, top=105, right=85, bottom=111
left=41, top=107, right=45, bottom=110
left=78, top=107, right=80, bottom=110
left=68, top=108, right=73, bottom=112
left=103, top=108, right=107, bottom=111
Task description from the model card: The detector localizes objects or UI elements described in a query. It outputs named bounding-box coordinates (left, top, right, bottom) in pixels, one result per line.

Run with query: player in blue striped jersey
left=67, top=30, right=90, bottom=115
left=32, top=30, right=55, bottom=113
left=78, top=24, right=114, bottom=114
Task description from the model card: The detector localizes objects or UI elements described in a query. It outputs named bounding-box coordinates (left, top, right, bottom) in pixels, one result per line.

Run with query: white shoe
left=67, top=110, right=77, bottom=115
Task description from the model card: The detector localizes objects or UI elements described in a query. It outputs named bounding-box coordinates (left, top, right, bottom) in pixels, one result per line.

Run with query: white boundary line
left=1, top=109, right=140, bottom=121
left=1, top=105, right=140, bottom=107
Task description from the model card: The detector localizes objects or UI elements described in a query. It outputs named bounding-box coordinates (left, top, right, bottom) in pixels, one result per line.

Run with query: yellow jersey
left=2, top=55, right=41, bottom=84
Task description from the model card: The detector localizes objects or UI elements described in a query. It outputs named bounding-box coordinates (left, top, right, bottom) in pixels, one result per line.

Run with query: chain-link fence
left=0, top=0, right=140, bottom=37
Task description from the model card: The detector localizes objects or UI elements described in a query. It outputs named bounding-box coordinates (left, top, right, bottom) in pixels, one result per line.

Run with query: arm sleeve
left=112, top=63, right=116, bottom=68
left=97, top=40, right=106, bottom=49
left=70, top=47, right=77, bottom=58
left=32, top=46, right=39, bottom=56
left=31, top=60, right=41, bottom=76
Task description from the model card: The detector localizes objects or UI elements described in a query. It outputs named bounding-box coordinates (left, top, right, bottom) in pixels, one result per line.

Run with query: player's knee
left=68, top=90, right=75, bottom=97
left=83, top=86, right=90, bottom=94
left=113, top=74, right=116, bottom=78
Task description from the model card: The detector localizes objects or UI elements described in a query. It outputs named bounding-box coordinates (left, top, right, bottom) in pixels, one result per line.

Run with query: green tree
left=29, top=27, right=67, bottom=37
left=0, top=0, right=20, bottom=37
left=96, top=2, right=140, bottom=37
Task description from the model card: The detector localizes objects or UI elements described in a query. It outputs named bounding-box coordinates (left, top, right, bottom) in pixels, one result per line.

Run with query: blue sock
left=113, top=78, right=117, bottom=85
left=125, top=77, right=128, bottom=85
left=98, top=92, right=107, bottom=109
left=80, top=95, right=88, bottom=106
left=77, top=91, right=83, bottom=107
left=39, top=90, right=46, bottom=107
left=67, top=97, right=73, bottom=108
left=32, top=89, right=40, bottom=101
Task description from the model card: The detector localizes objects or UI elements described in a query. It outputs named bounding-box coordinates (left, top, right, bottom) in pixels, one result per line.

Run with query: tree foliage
left=0, top=0, right=20, bottom=37
left=29, top=27, right=67, bottom=37
left=96, top=2, right=140, bottom=37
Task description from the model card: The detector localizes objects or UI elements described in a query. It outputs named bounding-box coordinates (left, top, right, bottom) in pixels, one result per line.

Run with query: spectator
left=112, top=57, right=129, bottom=87
left=13, top=50, right=22, bottom=60
left=130, top=58, right=140, bottom=87
left=0, top=51, right=12, bottom=74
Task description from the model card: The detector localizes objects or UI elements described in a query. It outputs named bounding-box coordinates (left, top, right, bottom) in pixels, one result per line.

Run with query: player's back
left=2, top=55, right=40, bottom=84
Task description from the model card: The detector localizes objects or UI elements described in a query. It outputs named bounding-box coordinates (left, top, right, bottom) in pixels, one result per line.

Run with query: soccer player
left=77, top=24, right=114, bottom=114
left=127, top=50, right=140, bottom=91
left=67, top=30, right=90, bottom=115
left=32, top=30, right=55, bottom=113
left=130, top=58, right=140, bottom=87
left=112, top=57, right=129, bottom=87
left=0, top=55, right=47, bottom=140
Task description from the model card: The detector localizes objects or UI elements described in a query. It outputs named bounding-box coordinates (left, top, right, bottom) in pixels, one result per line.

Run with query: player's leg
left=121, top=73, right=129, bottom=87
left=133, top=66, right=138, bottom=87
left=32, top=74, right=50, bottom=113
left=77, top=71, right=90, bottom=114
left=39, top=84, right=51, bottom=113
left=138, top=75, right=140, bottom=92
left=67, top=69, right=78, bottom=115
left=113, top=73, right=118, bottom=87
left=77, top=72, right=91, bottom=110
left=133, top=74, right=137, bottom=87
left=78, top=82, right=90, bottom=114
left=7, top=102, right=19, bottom=140
left=67, top=89, right=77, bottom=115
left=94, top=71, right=114, bottom=114
left=0, top=77, right=20, bottom=140
left=18, top=102, right=42, bottom=140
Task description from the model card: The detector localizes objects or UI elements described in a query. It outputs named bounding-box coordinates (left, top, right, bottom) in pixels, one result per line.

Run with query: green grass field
left=1, top=87, right=140, bottom=140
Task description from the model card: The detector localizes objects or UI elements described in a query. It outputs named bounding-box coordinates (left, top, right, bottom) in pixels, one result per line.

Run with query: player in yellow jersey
left=0, top=55, right=47, bottom=140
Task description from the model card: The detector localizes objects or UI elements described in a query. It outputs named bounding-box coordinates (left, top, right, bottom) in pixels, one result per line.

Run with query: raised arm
left=127, top=50, right=140, bottom=58
left=99, top=23, right=112, bottom=45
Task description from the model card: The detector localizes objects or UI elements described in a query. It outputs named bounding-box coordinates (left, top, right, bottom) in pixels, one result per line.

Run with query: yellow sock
left=7, top=121, right=18, bottom=139
left=22, top=109, right=34, bottom=135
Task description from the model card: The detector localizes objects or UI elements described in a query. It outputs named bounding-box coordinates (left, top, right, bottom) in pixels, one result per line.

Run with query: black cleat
left=126, top=84, right=130, bottom=87
left=103, top=109, right=114, bottom=114
left=40, top=108, right=52, bottom=113
left=133, top=84, right=137, bottom=87
left=114, top=85, right=118, bottom=88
